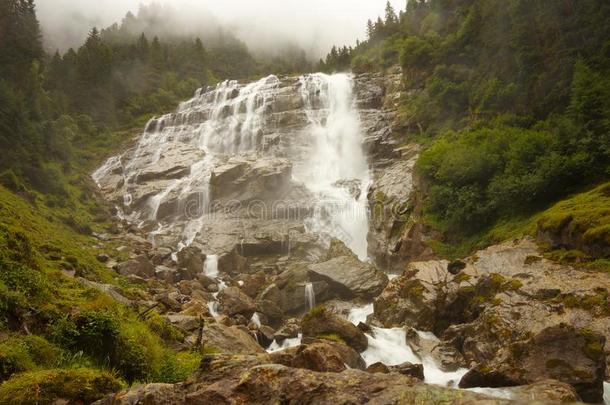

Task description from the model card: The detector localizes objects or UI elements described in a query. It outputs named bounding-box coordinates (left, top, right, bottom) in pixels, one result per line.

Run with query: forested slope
left=323, top=0, right=610, bottom=264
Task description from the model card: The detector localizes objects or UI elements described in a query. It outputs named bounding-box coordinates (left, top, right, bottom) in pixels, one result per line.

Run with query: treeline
left=324, top=0, right=610, bottom=238
left=0, top=0, right=313, bottom=196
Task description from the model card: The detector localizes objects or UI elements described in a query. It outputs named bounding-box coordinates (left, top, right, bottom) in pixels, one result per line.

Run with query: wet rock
left=256, top=325, right=276, bottom=347
left=301, top=307, right=368, bottom=352
left=367, top=362, right=390, bottom=373
left=176, top=246, right=205, bottom=280
left=459, top=324, right=606, bottom=403
left=270, top=342, right=347, bottom=372
left=301, top=336, right=366, bottom=370
left=503, top=379, right=581, bottom=403
left=391, top=362, right=425, bottom=380
left=256, top=299, right=283, bottom=325
left=202, top=323, right=264, bottom=355
left=154, top=265, right=174, bottom=283
left=114, top=254, right=154, bottom=278
left=217, top=287, right=257, bottom=318
left=98, top=353, right=511, bottom=405
left=218, top=250, right=248, bottom=275
left=274, top=318, right=300, bottom=342
left=308, top=239, right=388, bottom=299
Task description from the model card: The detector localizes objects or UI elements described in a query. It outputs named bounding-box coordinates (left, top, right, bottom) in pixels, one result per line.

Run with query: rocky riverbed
left=90, top=70, right=609, bottom=404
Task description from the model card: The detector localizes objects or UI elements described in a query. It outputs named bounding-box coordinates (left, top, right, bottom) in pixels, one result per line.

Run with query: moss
left=553, top=291, right=610, bottom=317
left=580, top=328, right=604, bottom=361
left=546, top=358, right=571, bottom=369
left=302, top=306, right=327, bottom=323
left=316, top=333, right=347, bottom=345
left=0, top=368, right=122, bottom=404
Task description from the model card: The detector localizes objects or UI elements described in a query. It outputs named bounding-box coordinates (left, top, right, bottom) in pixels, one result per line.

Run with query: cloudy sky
left=36, top=0, right=406, bottom=57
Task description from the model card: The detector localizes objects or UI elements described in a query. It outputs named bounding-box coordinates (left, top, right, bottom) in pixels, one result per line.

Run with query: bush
left=50, top=311, right=167, bottom=383
left=0, top=335, right=61, bottom=381
left=0, top=368, right=122, bottom=404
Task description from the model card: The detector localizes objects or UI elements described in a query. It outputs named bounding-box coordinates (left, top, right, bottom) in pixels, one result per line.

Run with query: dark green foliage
left=324, top=0, right=610, bottom=242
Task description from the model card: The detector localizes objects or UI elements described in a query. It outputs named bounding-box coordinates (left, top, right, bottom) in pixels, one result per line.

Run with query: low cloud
left=35, top=0, right=405, bottom=57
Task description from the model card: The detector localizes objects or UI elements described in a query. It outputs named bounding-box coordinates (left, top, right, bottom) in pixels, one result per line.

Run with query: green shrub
left=0, top=335, right=61, bottom=382
left=0, top=368, right=122, bottom=404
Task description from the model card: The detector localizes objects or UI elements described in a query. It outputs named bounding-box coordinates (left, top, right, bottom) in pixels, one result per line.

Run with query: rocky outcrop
left=308, top=239, right=388, bottom=299
left=114, top=254, right=154, bottom=277
left=459, top=325, right=606, bottom=403
left=269, top=342, right=349, bottom=372
left=96, top=354, right=584, bottom=405
left=373, top=238, right=610, bottom=401
left=301, top=307, right=368, bottom=352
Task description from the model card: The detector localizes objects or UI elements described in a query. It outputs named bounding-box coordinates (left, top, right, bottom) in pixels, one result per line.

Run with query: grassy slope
left=429, top=181, right=610, bottom=272
left=0, top=125, right=200, bottom=401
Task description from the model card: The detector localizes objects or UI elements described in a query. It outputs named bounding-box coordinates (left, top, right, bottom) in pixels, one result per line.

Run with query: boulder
left=308, top=239, right=388, bottom=299
left=176, top=246, right=205, bottom=279
left=202, top=323, right=264, bottom=355
left=274, top=318, right=300, bottom=342
left=270, top=342, right=347, bottom=372
left=301, top=307, right=368, bottom=352
left=391, top=362, right=425, bottom=380
left=114, top=255, right=154, bottom=278
left=301, top=336, right=366, bottom=370
left=97, top=353, right=512, bottom=405
left=165, top=314, right=200, bottom=333
left=459, top=324, right=606, bottom=403
left=217, top=287, right=257, bottom=318
left=503, top=379, right=581, bottom=403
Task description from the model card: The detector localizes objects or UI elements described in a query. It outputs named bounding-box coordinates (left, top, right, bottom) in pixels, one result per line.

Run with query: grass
left=426, top=182, right=610, bottom=272
left=0, top=368, right=122, bottom=405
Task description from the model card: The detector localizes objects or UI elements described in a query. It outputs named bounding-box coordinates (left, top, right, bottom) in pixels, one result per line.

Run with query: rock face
left=308, top=239, right=388, bottom=299
left=459, top=325, right=606, bottom=403
left=301, top=307, right=368, bottom=352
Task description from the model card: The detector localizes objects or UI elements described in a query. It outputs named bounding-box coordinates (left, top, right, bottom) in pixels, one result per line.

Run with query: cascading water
left=94, top=72, right=371, bottom=260
left=203, top=254, right=219, bottom=278
left=304, top=282, right=315, bottom=310
left=296, top=73, right=370, bottom=259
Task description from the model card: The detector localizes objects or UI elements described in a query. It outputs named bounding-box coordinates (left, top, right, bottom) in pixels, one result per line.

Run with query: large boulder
left=202, top=323, right=264, bottom=355
left=269, top=342, right=348, bottom=372
left=114, top=255, right=154, bottom=278
left=301, top=307, right=368, bottom=352
left=308, top=239, right=388, bottom=299
left=176, top=246, right=205, bottom=280
left=459, top=324, right=606, bottom=403
left=217, top=287, right=257, bottom=318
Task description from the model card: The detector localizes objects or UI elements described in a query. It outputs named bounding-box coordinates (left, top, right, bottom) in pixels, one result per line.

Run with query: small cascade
left=266, top=333, right=303, bottom=353
left=304, top=282, right=315, bottom=310
left=250, top=312, right=262, bottom=328
left=207, top=301, right=219, bottom=318
left=203, top=254, right=219, bottom=278
left=346, top=304, right=514, bottom=398
left=604, top=382, right=609, bottom=405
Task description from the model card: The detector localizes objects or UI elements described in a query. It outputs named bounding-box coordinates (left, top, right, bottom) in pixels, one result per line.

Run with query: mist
left=35, top=0, right=405, bottom=58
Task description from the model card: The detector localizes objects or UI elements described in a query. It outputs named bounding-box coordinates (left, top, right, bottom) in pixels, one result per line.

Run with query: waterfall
left=203, top=254, right=219, bottom=278
left=304, top=282, right=315, bottom=310
left=95, top=72, right=371, bottom=259
left=296, top=73, right=370, bottom=259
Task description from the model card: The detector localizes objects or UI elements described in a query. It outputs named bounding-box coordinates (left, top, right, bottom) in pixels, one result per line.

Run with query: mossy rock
left=0, top=368, right=122, bottom=404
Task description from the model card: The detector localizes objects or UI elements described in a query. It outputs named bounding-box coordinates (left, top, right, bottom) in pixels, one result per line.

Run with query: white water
left=251, top=312, right=262, bottom=328
left=304, top=282, right=315, bottom=310
left=296, top=73, right=370, bottom=259
left=207, top=301, right=219, bottom=318
left=347, top=305, right=467, bottom=387
left=266, top=333, right=303, bottom=353
left=604, top=381, right=609, bottom=405
left=203, top=254, right=219, bottom=278
left=347, top=303, right=373, bottom=324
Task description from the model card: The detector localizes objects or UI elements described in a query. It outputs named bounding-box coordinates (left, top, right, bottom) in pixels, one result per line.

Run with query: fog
left=35, top=0, right=405, bottom=58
